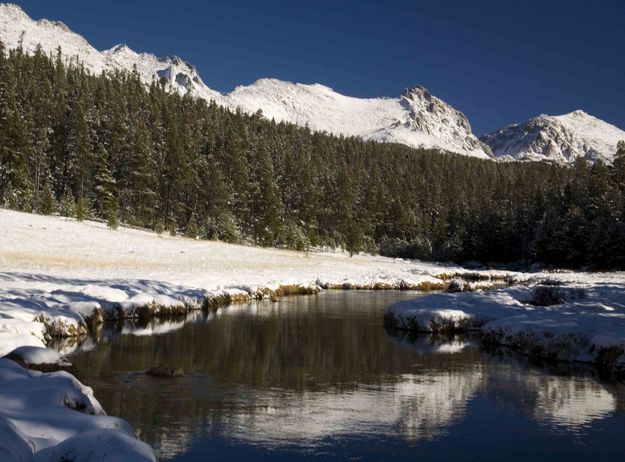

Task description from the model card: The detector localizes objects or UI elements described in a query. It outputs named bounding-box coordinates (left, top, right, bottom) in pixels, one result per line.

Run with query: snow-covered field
left=0, top=208, right=498, bottom=355
left=1, top=207, right=623, bottom=358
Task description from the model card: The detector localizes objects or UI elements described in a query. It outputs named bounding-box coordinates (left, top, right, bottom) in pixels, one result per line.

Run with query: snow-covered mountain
left=5, top=3, right=623, bottom=164
left=481, top=110, right=625, bottom=164
left=229, top=79, right=490, bottom=157
left=0, top=3, right=221, bottom=101
left=0, top=3, right=491, bottom=159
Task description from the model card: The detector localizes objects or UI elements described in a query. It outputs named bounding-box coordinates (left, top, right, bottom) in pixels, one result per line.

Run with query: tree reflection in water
left=67, top=291, right=625, bottom=461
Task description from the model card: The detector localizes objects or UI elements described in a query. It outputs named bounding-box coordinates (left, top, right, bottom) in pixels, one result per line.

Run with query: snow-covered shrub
left=281, top=221, right=310, bottom=251
left=447, top=279, right=466, bottom=293
left=204, top=212, right=241, bottom=243
left=526, top=285, right=586, bottom=306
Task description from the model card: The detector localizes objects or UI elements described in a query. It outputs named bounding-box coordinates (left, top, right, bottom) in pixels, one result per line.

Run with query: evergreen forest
left=2, top=42, right=625, bottom=269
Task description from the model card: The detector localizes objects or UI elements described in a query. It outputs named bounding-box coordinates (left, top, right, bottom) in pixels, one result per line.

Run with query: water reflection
left=216, top=369, right=485, bottom=446
left=67, top=291, right=625, bottom=461
left=396, top=331, right=620, bottom=430
left=486, top=365, right=618, bottom=429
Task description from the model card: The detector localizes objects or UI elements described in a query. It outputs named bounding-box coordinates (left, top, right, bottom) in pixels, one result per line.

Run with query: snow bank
left=47, top=429, right=156, bottom=462
left=0, top=359, right=156, bottom=461
left=0, top=416, right=34, bottom=462
left=0, top=318, right=46, bottom=358
left=4, top=346, right=70, bottom=367
left=386, top=284, right=625, bottom=370
left=385, top=289, right=527, bottom=332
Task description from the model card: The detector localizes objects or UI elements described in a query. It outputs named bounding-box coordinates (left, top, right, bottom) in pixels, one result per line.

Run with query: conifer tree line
left=1, top=42, right=625, bottom=269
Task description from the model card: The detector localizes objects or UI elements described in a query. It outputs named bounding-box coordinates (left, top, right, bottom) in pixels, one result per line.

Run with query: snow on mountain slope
left=227, top=78, right=404, bottom=138
left=0, top=3, right=222, bottom=102
left=229, top=80, right=491, bottom=157
left=0, top=3, right=108, bottom=73
left=6, top=3, right=625, bottom=164
left=0, top=3, right=490, bottom=158
left=103, top=44, right=223, bottom=102
left=481, top=110, right=625, bottom=164
left=366, top=85, right=490, bottom=157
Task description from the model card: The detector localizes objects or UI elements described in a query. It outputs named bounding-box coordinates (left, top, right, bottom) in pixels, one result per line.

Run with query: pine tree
left=334, top=164, right=358, bottom=253
left=345, top=222, right=363, bottom=257
left=122, top=119, right=157, bottom=227
left=31, top=127, right=51, bottom=212
left=41, top=180, right=55, bottom=215
left=250, top=141, right=283, bottom=245
left=107, top=203, right=119, bottom=229
left=0, top=70, right=33, bottom=210
left=161, top=111, right=189, bottom=231
left=612, top=141, right=625, bottom=190
left=186, top=213, right=199, bottom=239
left=75, top=194, right=90, bottom=221
left=58, top=188, right=76, bottom=217
left=205, top=211, right=241, bottom=243
left=154, top=218, right=164, bottom=236
left=66, top=100, right=92, bottom=207
left=93, top=145, right=119, bottom=228
left=223, top=125, right=250, bottom=224
left=2, top=182, right=18, bottom=209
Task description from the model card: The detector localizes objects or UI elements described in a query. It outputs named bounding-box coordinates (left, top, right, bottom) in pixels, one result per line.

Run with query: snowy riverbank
left=2, top=207, right=623, bottom=362
left=0, top=352, right=156, bottom=461
left=385, top=283, right=625, bottom=374
left=0, top=209, right=509, bottom=460
left=2, top=208, right=624, bottom=459
left=0, top=208, right=514, bottom=354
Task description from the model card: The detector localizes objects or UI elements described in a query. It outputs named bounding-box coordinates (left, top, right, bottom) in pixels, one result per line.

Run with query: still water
left=68, top=291, right=625, bottom=461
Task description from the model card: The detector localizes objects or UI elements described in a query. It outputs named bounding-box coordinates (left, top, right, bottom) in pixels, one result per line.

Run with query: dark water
left=68, top=291, right=625, bottom=461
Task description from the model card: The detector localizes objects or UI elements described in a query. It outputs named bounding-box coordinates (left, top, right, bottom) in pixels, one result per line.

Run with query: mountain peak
left=564, top=109, right=591, bottom=119
left=252, top=77, right=288, bottom=86
left=0, top=3, right=27, bottom=18
left=402, top=84, right=431, bottom=99
left=481, top=110, right=625, bottom=164
left=405, top=84, right=429, bottom=92
left=0, top=3, right=70, bottom=35
left=108, top=43, right=132, bottom=54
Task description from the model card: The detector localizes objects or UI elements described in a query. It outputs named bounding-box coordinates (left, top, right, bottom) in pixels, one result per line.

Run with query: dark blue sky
left=14, top=0, right=625, bottom=135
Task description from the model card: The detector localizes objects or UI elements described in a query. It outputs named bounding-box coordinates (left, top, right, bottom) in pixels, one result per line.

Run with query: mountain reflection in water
left=67, top=291, right=625, bottom=461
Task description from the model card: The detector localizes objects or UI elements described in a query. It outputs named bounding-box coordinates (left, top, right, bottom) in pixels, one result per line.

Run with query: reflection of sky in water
left=67, top=291, right=625, bottom=461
